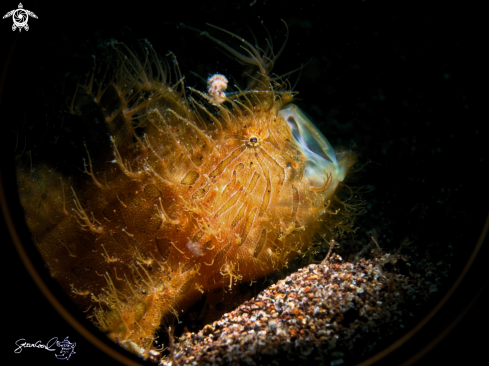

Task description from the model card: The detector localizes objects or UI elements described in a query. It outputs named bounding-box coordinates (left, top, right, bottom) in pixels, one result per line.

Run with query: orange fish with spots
left=16, top=25, right=360, bottom=355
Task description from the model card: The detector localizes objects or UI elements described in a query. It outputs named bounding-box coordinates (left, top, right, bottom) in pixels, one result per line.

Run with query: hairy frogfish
left=16, top=24, right=360, bottom=355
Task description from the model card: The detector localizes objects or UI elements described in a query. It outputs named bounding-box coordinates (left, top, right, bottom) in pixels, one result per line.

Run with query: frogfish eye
left=279, top=104, right=345, bottom=187
left=248, top=136, right=259, bottom=146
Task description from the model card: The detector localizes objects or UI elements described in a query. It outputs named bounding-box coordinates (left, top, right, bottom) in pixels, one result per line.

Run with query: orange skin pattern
left=16, top=38, right=358, bottom=353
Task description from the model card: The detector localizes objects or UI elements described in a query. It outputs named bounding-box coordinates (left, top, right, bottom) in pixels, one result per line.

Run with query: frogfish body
left=16, top=30, right=358, bottom=353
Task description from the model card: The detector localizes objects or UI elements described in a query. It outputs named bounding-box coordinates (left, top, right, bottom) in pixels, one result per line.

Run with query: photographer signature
left=14, top=336, right=76, bottom=360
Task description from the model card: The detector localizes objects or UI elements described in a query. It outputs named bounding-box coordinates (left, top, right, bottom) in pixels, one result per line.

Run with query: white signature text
left=14, top=337, right=58, bottom=354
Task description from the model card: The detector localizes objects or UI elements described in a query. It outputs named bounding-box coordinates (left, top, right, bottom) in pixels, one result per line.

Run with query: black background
left=1, top=1, right=486, bottom=365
